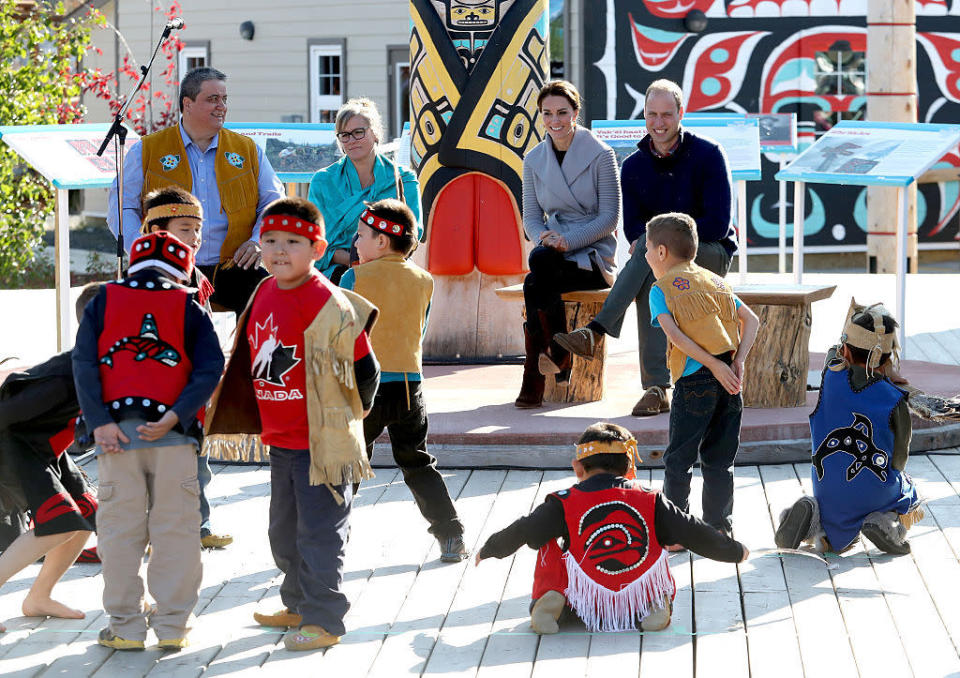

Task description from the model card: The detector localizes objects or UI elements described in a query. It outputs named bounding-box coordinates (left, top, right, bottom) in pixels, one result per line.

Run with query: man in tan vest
left=108, top=67, right=284, bottom=316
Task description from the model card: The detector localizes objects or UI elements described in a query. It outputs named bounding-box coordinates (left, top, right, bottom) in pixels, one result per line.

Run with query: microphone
left=165, top=17, right=185, bottom=30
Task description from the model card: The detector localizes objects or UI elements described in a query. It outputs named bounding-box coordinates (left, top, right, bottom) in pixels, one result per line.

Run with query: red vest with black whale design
left=552, top=486, right=676, bottom=632
left=97, top=282, right=192, bottom=422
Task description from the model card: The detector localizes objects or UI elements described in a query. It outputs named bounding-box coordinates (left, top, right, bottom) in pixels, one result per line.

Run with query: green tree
left=0, top=1, right=106, bottom=287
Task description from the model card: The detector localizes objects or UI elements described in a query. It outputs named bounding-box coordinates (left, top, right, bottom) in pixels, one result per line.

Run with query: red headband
left=261, top=214, right=325, bottom=243
left=360, top=208, right=406, bottom=236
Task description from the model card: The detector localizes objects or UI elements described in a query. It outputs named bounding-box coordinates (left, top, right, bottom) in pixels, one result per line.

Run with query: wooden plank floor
left=2, top=452, right=960, bottom=677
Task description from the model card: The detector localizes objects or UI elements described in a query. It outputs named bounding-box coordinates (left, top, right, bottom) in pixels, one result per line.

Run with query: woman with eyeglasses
left=308, top=97, right=421, bottom=283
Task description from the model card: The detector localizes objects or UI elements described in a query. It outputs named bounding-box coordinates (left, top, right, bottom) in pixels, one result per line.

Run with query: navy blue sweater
left=621, top=129, right=737, bottom=255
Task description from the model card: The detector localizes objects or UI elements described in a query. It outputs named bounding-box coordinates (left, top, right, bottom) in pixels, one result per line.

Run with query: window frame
left=307, top=38, right=347, bottom=124
left=387, top=44, right=410, bottom=139
left=177, top=41, right=211, bottom=82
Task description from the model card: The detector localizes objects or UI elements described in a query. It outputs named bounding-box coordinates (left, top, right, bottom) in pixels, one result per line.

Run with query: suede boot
left=515, top=323, right=546, bottom=408
left=536, top=305, right=572, bottom=385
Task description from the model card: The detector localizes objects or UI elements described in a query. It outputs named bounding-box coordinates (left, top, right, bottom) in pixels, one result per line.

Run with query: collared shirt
left=648, top=133, right=681, bottom=158
left=107, top=122, right=285, bottom=266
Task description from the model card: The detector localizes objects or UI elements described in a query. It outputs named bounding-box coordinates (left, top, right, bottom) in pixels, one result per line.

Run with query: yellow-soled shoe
left=253, top=607, right=302, bottom=628
left=283, top=624, right=340, bottom=651
left=201, top=532, right=234, bottom=549
left=157, top=637, right=189, bottom=651
left=98, top=627, right=145, bottom=651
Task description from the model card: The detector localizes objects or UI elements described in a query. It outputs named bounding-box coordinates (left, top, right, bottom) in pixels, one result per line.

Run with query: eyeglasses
left=336, top=127, right=367, bottom=142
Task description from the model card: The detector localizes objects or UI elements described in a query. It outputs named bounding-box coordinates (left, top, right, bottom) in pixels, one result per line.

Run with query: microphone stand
left=97, top=22, right=177, bottom=280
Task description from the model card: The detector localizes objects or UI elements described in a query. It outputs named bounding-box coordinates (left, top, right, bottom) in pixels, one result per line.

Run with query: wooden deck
left=2, top=450, right=960, bottom=677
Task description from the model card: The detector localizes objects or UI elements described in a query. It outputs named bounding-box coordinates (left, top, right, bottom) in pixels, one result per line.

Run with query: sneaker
left=553, top=327, right=598, bottom=360
left=98, top=627, right=144, bottom=651
left=201, top=532, right=234, bottom=549
left=283, top=624, right=340, bottom=651
left=775, top=497, right=815, bottom=549
left=439, top=535, right=470, bottom=563
left=253, top=608, right=303, bottom=628
left=530, top=590, right=566, bottom=635
left=76, top=546, right=100, bottom=564
left=861, top=521, right=911, bottom=555
left=631, top=386, right=670, bottom=417
left=157, top=637, right=188, bottom=650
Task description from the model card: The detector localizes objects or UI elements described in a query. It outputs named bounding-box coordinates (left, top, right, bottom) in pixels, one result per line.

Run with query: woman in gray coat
left=516, top=81, right=621, bottom=408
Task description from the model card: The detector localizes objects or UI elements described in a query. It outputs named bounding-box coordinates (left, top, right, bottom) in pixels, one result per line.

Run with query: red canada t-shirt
left=247, top=273, right=371, bottom=449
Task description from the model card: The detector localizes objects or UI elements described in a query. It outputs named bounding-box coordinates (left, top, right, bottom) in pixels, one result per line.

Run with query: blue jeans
left=267, top=446, right=352, bottom=634
left=662, top=366, right=742, bottom=531
left=197, top=453, right=212, bottom=535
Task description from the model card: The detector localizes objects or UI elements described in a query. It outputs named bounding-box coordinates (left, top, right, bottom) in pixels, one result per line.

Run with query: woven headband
left=575, top=438, right=641, bottom=478
left=840, top=302, right=898, bottom=372
left=142, top=203, right=202, bottom=228
left=360, top=208, right=407, bottom=236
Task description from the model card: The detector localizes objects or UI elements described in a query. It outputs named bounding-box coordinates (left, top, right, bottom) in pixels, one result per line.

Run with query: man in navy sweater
left=555, top=80, right=737, bottom=416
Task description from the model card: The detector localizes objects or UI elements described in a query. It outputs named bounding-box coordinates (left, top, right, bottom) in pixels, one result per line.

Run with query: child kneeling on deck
left=776, top=302, right=923, bottom=555
left=475, top=423, right=748, bottom=634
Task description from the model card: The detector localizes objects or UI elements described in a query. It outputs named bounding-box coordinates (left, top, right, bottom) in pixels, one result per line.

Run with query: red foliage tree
left=79, top=1, right=184, bottom=136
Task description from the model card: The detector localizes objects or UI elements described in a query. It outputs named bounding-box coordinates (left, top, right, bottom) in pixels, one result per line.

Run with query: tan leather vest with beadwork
left=653, top=262, right=739, bottom=384
left=351, top=254, right=432, bottom=374
left=141, top=125, right=259, bottom=262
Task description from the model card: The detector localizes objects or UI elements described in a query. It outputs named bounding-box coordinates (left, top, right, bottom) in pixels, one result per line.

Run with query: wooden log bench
left=735, top=284, right=836, bottom=408
left=495, top=284, right=610, bottom=403
left=496, top=282, right=836, bottom=408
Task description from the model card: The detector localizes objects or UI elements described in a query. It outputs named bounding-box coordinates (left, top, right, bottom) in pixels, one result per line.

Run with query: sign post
left=747, top=113, right=798, bottom=274
left=777, top=120, right=960, bottom=347
left=0, top=123, right=141, bottom=350
left=0, top=122, right=340, bottom=351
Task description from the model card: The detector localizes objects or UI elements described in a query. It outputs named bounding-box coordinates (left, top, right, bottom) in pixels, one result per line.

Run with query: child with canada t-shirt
left=204, top=197, right=379, bottom=652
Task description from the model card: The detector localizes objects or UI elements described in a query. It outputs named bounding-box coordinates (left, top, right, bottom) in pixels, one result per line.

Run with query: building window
left=387, top=45, right=410, bottom=138
left=812, top=44, right=866, bottom=134
left=309, top=41, right=345, bottom=124
left=178, top=43, right=210, bottom=80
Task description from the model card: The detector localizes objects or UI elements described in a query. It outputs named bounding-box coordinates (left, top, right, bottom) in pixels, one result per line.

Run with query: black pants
left=268, top=446, right=351, bottom=635
left=522, top=246, right=608, bottom=338
left=197, top=262, right=269, bottom=317
left=662, top=364, right=742, bottom=532
left=362, top=382, right=463, bottom=540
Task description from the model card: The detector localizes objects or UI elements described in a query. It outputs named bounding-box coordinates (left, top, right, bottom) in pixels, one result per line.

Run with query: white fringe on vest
left=564, top=549, right=675, bottom=632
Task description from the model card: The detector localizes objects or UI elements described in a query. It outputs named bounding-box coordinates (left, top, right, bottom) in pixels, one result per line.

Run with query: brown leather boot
left=515, top=323, right=546, bottom=408
left=537, top=307, right=572, bottom=385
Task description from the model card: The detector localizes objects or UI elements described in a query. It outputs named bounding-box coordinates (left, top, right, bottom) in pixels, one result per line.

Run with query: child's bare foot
left=22, top=596, right=85, bottom=620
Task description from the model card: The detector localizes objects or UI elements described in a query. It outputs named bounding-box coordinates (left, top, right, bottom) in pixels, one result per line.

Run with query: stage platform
left=393, top=351, right=960, bottom=470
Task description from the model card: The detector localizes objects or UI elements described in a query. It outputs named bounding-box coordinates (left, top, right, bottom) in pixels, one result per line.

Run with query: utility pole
left=866, top=0, right=918, bottom=273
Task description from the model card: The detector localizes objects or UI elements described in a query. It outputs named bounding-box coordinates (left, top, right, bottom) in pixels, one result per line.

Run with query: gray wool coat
left=522, top=126, right=621, bottom=285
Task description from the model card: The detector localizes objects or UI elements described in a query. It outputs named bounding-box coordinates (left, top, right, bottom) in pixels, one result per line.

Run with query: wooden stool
left=733, top=284, right=836, bottom=408
left=495, top=285, right=610, bottom=403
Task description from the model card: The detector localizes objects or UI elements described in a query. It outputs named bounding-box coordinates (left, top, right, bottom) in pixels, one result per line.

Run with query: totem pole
left=409, top=0, right=550, bottom=358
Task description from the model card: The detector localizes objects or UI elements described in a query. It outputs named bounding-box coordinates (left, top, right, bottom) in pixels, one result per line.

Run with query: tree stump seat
left=733, top=284, right=836, bottom=408
left=495, top=284, right=610, bottom=403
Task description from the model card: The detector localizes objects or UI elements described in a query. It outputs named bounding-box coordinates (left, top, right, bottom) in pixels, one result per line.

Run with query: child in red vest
left=476, top=422, right=747, bottom=634
left=140, top=186, right=230, bottom=550
left=73, top=232, right=224, bottom=650
left=205, top=197, right=380, bottom=651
